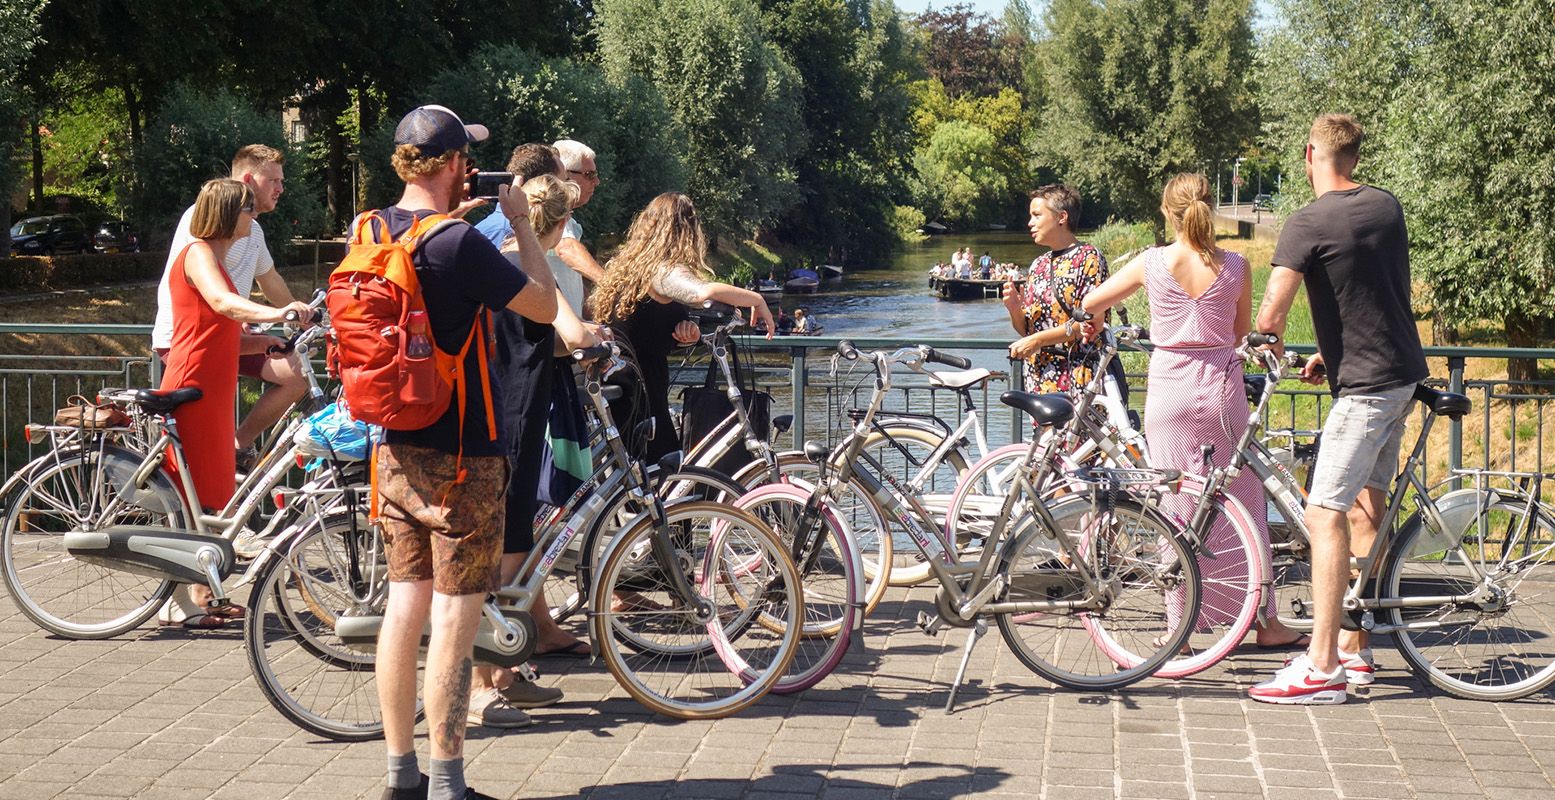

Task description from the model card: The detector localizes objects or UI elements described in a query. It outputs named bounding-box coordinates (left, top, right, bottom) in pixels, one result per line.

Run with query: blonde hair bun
left=520, top=174, right=578, bottom=237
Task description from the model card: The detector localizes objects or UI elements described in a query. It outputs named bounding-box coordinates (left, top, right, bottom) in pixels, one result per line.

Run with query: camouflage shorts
left=375, top=443, right=507, bottom=596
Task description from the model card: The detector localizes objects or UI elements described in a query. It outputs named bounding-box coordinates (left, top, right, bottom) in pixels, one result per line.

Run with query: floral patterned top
left=1019, top=242, right=1109, bottom=393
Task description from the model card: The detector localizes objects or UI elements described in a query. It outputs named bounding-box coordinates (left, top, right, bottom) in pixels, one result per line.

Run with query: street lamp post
left=1232, top=157, right=1244, bottom=216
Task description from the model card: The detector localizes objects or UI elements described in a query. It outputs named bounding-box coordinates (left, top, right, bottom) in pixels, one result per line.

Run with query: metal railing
left=2, top=324, right=1552, bottom=488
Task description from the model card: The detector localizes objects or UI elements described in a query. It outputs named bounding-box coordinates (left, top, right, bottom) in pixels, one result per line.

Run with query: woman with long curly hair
left=590, top=192, right=774, bottom=462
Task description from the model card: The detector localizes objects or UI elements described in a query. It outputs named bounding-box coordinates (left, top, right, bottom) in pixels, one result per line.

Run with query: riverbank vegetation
left=1, top=1, right=1550, bottom=354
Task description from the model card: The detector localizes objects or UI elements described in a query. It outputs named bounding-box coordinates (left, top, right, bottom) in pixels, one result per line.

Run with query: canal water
left=771, top=231, right=1038, bottom=342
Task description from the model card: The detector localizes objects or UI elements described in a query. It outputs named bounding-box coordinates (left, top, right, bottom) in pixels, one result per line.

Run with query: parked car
left=1252, top=193, right=1276, bottom=212
left=92, top=219, right=141, bottom=253
left=9, top=215, right=92, bottom=256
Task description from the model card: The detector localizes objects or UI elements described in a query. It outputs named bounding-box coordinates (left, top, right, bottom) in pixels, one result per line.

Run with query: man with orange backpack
left=350, top=105, right=557, bottom=800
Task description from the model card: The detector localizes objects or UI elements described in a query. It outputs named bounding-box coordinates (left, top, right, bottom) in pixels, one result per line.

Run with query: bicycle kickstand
left=944, top=618, right=989, bottom=713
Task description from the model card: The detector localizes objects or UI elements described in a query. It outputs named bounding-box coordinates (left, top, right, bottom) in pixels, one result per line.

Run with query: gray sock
left=387, top=751, right=420, bottom=790
left=428, top=756, right=466, bottom=800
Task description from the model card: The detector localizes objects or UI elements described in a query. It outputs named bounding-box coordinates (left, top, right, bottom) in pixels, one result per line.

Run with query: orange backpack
left=326, top=211, right=496, bottom=440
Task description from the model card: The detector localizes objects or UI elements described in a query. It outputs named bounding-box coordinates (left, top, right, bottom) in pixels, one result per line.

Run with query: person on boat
left=980, top=251, right=993, bottom=279
left=793, top=308, right=812, bottom=334
left=775, top=308, right=795, bottom=334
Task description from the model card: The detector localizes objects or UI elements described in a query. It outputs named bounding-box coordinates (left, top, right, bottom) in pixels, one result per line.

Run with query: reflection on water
left=774, top=231, right=1038, bottom=340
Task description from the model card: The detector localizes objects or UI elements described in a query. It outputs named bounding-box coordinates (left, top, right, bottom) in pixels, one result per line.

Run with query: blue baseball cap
left=393, top=105, right=489, bottom=157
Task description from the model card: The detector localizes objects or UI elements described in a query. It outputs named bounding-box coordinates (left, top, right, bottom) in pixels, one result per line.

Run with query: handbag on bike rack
left=53, top=395, right=132, bottom=429
left=678, top=338, right=771, bottom=475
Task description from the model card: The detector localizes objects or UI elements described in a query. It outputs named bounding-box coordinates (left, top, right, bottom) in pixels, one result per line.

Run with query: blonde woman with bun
left=467, top=172, right=605, bottom=727
left=1081, top=172, right=1306, bottom=651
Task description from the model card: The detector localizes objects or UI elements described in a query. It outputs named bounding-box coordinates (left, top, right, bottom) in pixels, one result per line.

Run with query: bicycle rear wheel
left=733, top=483, right=861, bottom=693
left=570, top=466, right=749, bottom=623
left=245, top=512, right=412, bottom=741
left=590, top=501, right=801, bottom=718
left=0, top=446, right=185, bottom=638
left=735, top=454, right=891, bottom=616
left=862, top=425, right=971, bottom=586
left=1385, top=488, right=1555, bottom=700
left=995, top=491, right=1201, bottom=690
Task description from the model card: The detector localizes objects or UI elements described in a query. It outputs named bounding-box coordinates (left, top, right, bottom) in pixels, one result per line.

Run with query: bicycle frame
left=811, top=347, right=1138, bottom=622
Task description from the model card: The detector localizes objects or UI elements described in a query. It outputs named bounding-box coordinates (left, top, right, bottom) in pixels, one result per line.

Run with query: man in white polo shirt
left=151, top=144, right=307, bottom=464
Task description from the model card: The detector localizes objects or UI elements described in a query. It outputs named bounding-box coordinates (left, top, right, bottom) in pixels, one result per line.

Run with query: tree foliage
left=0, top=0, right=45, bottom=252
left=759, top=0, right=917, bottom=263
left=596, top=0, right=803, bottom=237
left=1258, top=0, right=1555, bottom=367
left=912, top=3, right=1023, bottom=99
left=136, top=83, right=326, bottom=255
left=404, top=44, right=685, bottom=240
left=1032, top=0, right=1258, bottom=232
left=912, top=120, right=1010, bottom=228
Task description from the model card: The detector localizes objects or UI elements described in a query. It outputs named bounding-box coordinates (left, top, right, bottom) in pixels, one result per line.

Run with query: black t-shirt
left=493, top=251, right=555, bottom=452
left=1271, top=185, right=1428, bottom=396
left=379, top=207, right=526, bottom=456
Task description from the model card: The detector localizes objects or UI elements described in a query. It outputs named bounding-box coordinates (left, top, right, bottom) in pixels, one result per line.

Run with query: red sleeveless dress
left=160, top=242, right=241, bottom=511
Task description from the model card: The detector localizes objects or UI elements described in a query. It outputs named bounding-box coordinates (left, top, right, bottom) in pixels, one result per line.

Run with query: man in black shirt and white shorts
left=1250, top=113, right=1429, bottom=705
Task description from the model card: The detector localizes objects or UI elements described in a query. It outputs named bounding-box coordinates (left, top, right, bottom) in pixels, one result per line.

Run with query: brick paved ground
left=2, top=582, right=1553, bottom=800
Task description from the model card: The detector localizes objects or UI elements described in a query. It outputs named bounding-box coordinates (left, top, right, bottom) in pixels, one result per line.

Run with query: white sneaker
left=1249, top=655, right=1348, bottom=705
left=232, top=529, right=269, bottom=559
left=1339, top=648, right=1376, bottom=686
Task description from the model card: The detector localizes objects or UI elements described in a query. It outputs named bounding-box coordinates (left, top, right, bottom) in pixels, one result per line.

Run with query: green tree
left=912, top=119, right=1010, bottom=228
left=759, top=0, right=917, bottom=264
left=1380, top=1, right=1555, bottom=377
left=136, top=83, right=325, bottom=259
left=405, top=44, right=685, bottom=240
left=595, top=0, right=803, bottom=237
left=0, top=0, right=44, bottom=253
left=1033, top=0, right=1258, bottom=235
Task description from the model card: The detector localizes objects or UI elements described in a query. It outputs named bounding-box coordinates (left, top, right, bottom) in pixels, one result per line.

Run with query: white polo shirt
left=151, top=205, right=274, bottom=349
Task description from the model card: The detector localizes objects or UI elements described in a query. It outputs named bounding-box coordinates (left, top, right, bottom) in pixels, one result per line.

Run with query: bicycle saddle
left=1243, top=374, right=1268, bottom=404
left=132, top=387, right=204, bottom=415
left=1000, top=391, right=1074, bottom=427
left=927, top=367, right=993, bottom=390
left=1413, top=384, right=1471, bottom=419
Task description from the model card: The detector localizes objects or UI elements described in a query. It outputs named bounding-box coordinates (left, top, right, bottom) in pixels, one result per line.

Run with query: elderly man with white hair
left=476, top=139, right=604, bottom=292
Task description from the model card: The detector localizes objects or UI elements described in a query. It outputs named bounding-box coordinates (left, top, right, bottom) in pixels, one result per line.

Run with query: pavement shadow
left=514, top=761, right=1004, bottom=800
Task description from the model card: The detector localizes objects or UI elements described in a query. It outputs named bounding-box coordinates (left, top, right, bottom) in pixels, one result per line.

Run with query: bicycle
left=0, top=305, right=346, bottom=639
left=327, top=342, right=806, bottom=724
left=731, top=339, right=1203, bottom=703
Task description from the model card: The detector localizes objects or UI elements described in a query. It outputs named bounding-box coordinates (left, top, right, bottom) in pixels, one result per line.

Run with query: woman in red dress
left=160, top=178, right=311, bottom=628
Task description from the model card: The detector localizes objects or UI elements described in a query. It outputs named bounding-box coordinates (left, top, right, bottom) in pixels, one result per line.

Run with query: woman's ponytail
left=1161, top=173, right=1219, bottom=267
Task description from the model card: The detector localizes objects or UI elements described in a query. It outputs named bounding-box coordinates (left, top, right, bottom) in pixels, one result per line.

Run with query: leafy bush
left=135, top=82, right=326, bottom=260
left=893, top=206, right=928, bottom=245
left=0, top=252, right=166, bottom=291
left=1085, top=220, right=1155, bottom=264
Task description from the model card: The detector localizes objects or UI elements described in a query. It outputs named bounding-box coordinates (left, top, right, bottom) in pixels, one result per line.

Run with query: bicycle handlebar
left=1245, top=332, right=1280, bottom=348
left=922, top=347, right=971, bottom=369
left=573, top=342, right=617, bottom=362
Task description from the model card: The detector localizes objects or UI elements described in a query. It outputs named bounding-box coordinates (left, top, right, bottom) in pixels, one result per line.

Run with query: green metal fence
left=1, top=324, right=1551, bottom=487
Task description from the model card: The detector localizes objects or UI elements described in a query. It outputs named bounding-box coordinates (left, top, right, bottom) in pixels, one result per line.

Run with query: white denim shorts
left=1307, top=385, right=1417, bottom=512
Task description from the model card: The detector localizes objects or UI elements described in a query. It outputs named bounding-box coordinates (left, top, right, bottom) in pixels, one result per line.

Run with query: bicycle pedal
left=915, top=610, right=944, bottom=636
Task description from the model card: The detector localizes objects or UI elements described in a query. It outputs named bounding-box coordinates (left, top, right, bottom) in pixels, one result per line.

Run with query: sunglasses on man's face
left=569, top=169, right=599, bottom=181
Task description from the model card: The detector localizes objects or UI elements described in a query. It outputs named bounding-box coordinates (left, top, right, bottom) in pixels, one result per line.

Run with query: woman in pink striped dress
left=1081, top=173, right=1305, bottom=649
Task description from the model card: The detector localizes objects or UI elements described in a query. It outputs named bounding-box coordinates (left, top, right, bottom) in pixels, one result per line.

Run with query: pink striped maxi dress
left=1142, top=247, right=1275, bottom=625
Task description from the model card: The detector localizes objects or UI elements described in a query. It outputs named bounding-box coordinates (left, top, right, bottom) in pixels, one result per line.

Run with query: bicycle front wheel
left=995, top=491, right=1201, bottom=690
left=1385, top=488, right=1555, bottom=700
left=1103, top=480, right=1266, bottom=678
left=733, top=483, right=861, bottom=693
left=245, top=513, right=410, bottom=741
left=590, top=501, right=802, bottom=718
left=0, top=446, right=185, bottom=638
